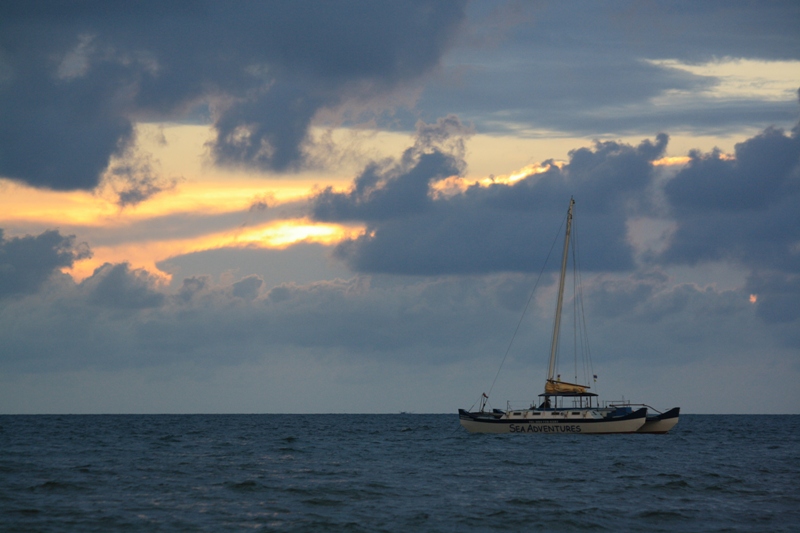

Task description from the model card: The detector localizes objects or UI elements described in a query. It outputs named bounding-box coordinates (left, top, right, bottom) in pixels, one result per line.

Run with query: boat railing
left=505, top=399, right=601, bottom=412
left=505, top=400, right=562, bottom=411
left=506, top=400, right=537, bottom=412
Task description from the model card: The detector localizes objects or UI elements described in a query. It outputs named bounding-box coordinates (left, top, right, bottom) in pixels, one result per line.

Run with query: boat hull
left=458, top=407, right=647, bottom=434
left=637, top=407, right=680, bottom=434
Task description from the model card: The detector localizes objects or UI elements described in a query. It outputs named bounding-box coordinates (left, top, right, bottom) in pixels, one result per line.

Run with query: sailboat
left=458, top=198, right=679, bottom=434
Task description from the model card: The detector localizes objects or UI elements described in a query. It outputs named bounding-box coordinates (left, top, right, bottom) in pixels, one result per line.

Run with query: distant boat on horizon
left=459, top=198, right=679, bottom=434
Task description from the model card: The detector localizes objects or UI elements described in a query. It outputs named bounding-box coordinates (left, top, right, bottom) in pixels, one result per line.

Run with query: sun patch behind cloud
left=236, top=219, right=363, bottom=248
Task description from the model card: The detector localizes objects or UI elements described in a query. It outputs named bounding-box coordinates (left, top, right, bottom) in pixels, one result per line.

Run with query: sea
left=1, top=414, right=798, bottom=532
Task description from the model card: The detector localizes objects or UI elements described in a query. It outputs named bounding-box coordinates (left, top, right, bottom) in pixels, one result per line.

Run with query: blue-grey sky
left=1, top=1, right=799, bottom=414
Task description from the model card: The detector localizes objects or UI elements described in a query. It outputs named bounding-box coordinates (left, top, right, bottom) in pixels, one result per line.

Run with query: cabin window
left=512, top=412, right=521, bottom=416
left=571, top=412, right=580, bottom=415
left=531, top=412, right=540, bottom=416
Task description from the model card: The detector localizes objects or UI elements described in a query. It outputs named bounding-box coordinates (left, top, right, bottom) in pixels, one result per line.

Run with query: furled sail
left=545, top=379, right=589, bottom=394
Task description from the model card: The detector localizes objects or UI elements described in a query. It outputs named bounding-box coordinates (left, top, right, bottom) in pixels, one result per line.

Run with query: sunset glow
left=61, top=217, right=362, bottom=282
left=235, top=219, right=363, bottom=248
left=430, top=161, right=565, bottom=197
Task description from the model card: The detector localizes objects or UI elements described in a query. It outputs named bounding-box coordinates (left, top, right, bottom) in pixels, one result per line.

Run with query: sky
left=1, top=0, right=799, bottom=414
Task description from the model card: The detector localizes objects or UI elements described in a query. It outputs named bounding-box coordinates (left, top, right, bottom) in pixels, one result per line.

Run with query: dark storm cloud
left=312, top=115, right=471, bottom=222
left=415, top=1, right=800, bottom=136
left=0, top=229, right=91, bottom=299
left=662, top=124, right=800, bottom=270
left=0, top=1, right=466, bottom=190
left=312, top=151, right=462, bottom=222
left=662, top=122, right=800, bottom=330
left=312, top=128, right=667, bottom=275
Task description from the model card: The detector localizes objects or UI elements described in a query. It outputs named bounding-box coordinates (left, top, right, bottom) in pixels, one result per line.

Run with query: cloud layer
left=0, top=1, right=466, bottom=190
left=312, top=122, right=668, bottom=274
left=416, top=2, right=800, bottom=136
left=2, top=120, right=798, bottom=380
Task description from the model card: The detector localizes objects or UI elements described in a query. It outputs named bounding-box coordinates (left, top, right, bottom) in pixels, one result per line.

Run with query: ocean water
left=1, top=415, right=798, bottom=532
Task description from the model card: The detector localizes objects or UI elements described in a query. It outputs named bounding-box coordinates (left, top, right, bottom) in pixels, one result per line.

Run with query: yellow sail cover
left=545, top=379, right=589, bottom=394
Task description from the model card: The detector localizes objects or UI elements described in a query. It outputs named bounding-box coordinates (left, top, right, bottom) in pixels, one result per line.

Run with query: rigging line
left=572, top=214, right=585, bottom=385
left=571, top=214, right=585, bottom=385
left=486, top=209, right=567, bottom=400
left=572, top=232, right=579, bottom=383
left=572, top=212, right=596, bottom=390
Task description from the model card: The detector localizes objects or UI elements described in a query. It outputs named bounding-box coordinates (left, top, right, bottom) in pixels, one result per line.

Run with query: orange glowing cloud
left=64, top=217, right=364, bottom=283
left=430, top=161, right=564, bottom=197
left=653, top=156, right=691, bottom=167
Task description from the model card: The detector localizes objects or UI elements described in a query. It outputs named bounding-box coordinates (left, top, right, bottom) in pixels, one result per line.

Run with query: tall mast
left=547, top=197, right=574, bottom=381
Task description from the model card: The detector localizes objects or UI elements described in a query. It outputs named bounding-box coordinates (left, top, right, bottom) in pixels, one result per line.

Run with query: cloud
left=665, top=126, right=800, bottom=215
left=745, top=270, right=800, bottom=351
left=2, top=249, right=794, bottom=394
left=659, top=120, right=800, bottom=335
left=312, top=126, right=667, bottom=275
left=0, top=229, right=91, bottom=299
left=176, top=275, right=210, bottom=304
left=157, top=242, right=350, bottom=292
left=103, top=150, right=182, bottom=208
left=42, top=199, right=303, bottom=254
left=0, top=121, right=798, bottom=411
left=0, top=1, right=467, bottom=190
left=231, top=275, right=263, bottom=300
left=581, top=271, right=768, bottom=365
left=746, top=271, right=800, bottom=325
left=311, top=117, right=468, bottom=223
left=414, top=2, right=800, bottom=136
left=81, top=263, right=165, bottom=309
left=0, top=267, right=526, bottom=374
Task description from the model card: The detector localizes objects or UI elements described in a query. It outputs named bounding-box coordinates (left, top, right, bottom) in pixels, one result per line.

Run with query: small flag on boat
left=593, top=374, right=597, bottom=382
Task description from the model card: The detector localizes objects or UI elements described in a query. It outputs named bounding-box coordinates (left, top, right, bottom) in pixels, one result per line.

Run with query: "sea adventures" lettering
left=509, top=424, right=582, bottom=433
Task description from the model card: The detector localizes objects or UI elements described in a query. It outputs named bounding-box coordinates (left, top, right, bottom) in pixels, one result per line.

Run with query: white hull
left=459, top=408, right=647, bottom=434
left=637, top=407, right=680, bottom=434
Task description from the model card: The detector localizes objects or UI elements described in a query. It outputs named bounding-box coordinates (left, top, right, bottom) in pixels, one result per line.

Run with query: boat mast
left=547, top=197, right=574, bottom=382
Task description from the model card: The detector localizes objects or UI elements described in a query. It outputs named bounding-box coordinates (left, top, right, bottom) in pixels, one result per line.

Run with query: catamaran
left=458, top=198, right=679, bottom=434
